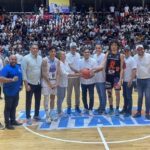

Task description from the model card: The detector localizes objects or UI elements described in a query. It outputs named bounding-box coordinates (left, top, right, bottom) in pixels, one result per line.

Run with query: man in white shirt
left=93, top=44, right=106, bottom=114
left=133, top=44, right=150, bottom=120
left=121, top=46, right=137, bottom=117
left=21, top=44, right=42, bottom=125
left=80, top=48, right=96, bottom=115
left=66, top=42, right=81, bottom=114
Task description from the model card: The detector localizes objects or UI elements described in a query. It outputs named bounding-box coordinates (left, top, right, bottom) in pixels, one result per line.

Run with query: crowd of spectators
left=0, top=5, right=149, bottom=59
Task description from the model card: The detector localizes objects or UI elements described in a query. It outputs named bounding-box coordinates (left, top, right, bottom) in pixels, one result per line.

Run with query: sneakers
left=89, top=110, right=93, bottom=116
left=5, top=124, right=15, bottom=130
left=94, top=108, right=106, bottom=115
left=58, top=112, right=68, bottom=118
left=67, top=107, right=71, bottom=114
left=145, top=114, right=150, bottom=120
left=83, top=109, right=89, bottom=114
left=120, top=109, right=126, bottom=114
left=124, top=113, right=131, bottom=117
left=75, top=107, right=81, bottom=114
left=33, top=116, right=41, bottom=121
left=115, top=109, right=120, bottom=116
left=11, top=121, right=22, bottom=126
left=0, top=122, right=5, bottom=130
left=50, top=111, right=58, bottom=121
left=26, top=118, right=32, bottom=125
left=45, top=117, right=51, bottom=124
left=99, top=110, right=107, bottom=115
left=108, top=109, right=114, bottom=115
left=133, top=112, right=141, bottom=118
left=94, top=108, right=100, bottom=114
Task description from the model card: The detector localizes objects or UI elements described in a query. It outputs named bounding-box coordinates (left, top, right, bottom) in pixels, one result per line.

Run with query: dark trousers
left=4, top=93, right=19, bottom=125
left=122, top=82, right=133, bottom=114
left=26, top=84, right=41, bottom=119
left=81, top=84, right=94, bottom=110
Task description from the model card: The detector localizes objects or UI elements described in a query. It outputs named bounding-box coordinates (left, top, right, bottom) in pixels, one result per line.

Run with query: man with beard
left=0, top=55, right=22, bottom=129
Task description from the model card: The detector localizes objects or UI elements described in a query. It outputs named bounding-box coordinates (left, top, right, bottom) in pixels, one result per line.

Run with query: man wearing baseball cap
left=133, top=44, right=150, bottom=120
left=66, top=42, right=81, bottom=114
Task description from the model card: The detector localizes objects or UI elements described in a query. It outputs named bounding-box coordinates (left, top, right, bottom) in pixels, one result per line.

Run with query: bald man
left=0, top=55, right=23, bottom=130
left=0, top=66, right=19, bottom=130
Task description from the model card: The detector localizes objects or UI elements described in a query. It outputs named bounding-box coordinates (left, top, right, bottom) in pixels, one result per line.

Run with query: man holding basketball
left=79, top=48, right=96, bottom=115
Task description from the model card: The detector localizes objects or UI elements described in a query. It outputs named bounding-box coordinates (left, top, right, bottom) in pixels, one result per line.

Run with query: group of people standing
left=0, top=40, right=150, bottom=130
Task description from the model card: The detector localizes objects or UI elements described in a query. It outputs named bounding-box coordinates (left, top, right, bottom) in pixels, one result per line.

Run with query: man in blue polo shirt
left=0, top=55, right=22, bottom=130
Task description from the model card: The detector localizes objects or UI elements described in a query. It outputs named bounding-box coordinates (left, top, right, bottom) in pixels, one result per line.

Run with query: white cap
left=70, top=42, right=77, bottom=48
left=136, top=44, right=144, bottom=50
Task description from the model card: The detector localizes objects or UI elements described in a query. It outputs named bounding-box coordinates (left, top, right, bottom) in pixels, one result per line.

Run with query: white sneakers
left=45, top=117, right=51, bottom=124
left=0, top=122, right=5, bottom=130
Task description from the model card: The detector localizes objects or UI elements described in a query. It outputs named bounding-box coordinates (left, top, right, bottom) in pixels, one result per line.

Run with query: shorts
left=106, top=77, right=121, bottom=90
left=42, top=87, right=57, bottom=95
left=41, top=79, right=57, bottom=95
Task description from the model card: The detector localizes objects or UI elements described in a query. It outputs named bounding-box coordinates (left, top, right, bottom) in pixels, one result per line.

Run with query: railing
left=8, top=12, right=34, bottom=16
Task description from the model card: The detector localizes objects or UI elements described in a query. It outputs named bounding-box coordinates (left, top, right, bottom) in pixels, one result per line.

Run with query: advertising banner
left=49, top=0, right=70, bottom=13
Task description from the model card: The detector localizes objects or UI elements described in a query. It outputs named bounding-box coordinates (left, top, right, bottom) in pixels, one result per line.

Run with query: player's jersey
left=105, top=52, right=121, bottom=81
left=42, top=56, right=59, bottom=88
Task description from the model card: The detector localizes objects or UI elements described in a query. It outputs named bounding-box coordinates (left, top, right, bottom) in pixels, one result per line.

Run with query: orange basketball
left=81, top=68, right=91, bottom=79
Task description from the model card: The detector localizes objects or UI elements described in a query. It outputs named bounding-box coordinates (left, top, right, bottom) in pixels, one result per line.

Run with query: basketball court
left=0, top=88, right=150, bottom=150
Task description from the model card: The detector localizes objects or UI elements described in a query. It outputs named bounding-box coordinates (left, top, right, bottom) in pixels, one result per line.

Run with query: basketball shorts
left=106, top=77, right=121, bottom=90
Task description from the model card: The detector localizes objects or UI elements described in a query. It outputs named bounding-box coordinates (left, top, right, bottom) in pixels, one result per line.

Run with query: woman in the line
left=57, top=51, right=80, bottom=117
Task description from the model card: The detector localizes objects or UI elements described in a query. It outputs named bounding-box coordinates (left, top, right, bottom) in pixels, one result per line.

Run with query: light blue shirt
left=21, top=53, right=42, bottom=85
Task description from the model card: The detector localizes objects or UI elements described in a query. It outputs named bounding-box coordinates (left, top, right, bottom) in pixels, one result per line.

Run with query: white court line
left=97, top=127, right=109, bottom=150
left=23, top=124, right=150, bottom=145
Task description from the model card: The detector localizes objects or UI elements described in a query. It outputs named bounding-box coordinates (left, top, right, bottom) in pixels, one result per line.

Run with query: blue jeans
left=57, top=86, right=66, bottom=114
left=81, top=84, right=95, bottom=110
left=122, top=82, right=133, bottom=114
left=137, top=78, right=150, bottom=114
left=96, top=82, right=106, bottom=111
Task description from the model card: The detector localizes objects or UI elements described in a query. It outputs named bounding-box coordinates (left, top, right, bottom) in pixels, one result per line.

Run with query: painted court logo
left=18, top=110, right=150, bottom=130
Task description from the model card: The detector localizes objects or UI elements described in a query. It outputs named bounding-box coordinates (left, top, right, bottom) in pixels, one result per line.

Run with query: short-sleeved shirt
left=0, top=64, right=22, bottom=96
left=123, top=56, right=137, bottom=82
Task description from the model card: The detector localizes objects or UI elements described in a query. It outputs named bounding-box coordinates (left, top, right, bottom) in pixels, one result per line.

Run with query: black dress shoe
left=5, top=124, right=15, bottom=130
left=33, top=116, right=41, bottom=121
left=11, top=121, right=22, bottom=126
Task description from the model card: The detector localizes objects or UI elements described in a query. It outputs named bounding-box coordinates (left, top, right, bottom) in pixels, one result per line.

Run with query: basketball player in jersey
left=41, top=47, right=60, bottom=123
left=93, top=41, right=124, bottom=116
